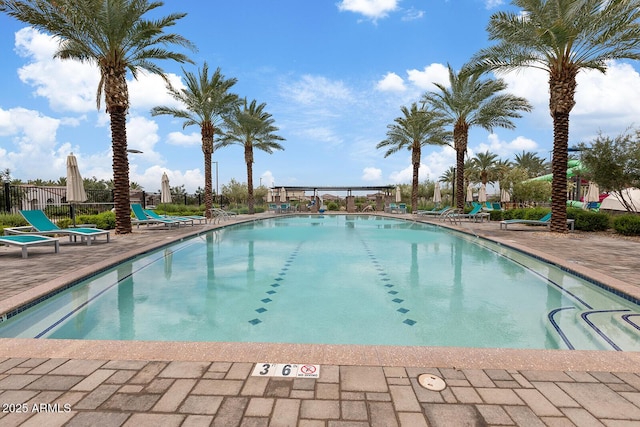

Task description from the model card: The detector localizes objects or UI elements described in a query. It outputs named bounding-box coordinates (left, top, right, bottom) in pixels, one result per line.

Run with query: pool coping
left=1, top=213, right=639, bottom=372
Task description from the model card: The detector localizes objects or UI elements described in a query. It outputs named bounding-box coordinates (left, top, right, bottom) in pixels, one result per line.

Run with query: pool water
left=1, top=215, right=639, bottom=350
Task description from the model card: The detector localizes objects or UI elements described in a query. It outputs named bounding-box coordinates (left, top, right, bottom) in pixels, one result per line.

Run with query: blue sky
left=2, top=0, right=640, bottom=194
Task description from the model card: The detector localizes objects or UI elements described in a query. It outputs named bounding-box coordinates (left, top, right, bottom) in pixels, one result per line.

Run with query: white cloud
left=406, top=63, right=450, bottom=90
left=362, top=167, right=382, bottom=181
left=260, top=171, right=275, bottom=187
left=128, top=72, right=185, bottom=112
left=485, top=0, right=505, bottom=9
left=337, top=0, right=399, bottom=21
left=402, top=8, right=425, bottom=21
left=13, top=27, right=184, bottom=115
left=131, top=164, right=203, bottom=193
left=500, top=60, right=640, bottom=141
left=376, top=72, right=406, bottom=92
left=15, top=27, right=99, bottom=113
left=281, top=74, right=353, bottom=106
left=126, top=115, right=163, bottom=164
left=389, top=163, right=434, bottom=184
left=296, top=127, right=343, bottom=146
left=473, top=133, right=539, bottom=158
left=166, top=131, right=201, bottom=147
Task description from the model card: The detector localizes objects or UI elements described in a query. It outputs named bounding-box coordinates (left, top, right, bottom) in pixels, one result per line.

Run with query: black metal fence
left=0, top=183, right=204, bottom=222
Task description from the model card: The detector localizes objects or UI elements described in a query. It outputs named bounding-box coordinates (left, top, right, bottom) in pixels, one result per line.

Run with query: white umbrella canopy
left=395, top=186, right=401, bottom=203
left=66, top=153, right=87, bottom=203
left=500, top=188, right=511, bottom=203
left=466, top=183, right=474, bottom=203
left=478, top=184, right=487, bottom=203
left=66, top=153, right=87, bottom=227
left=585, top=182, right=600, bottom=203
left=433, top=182, right=441, bottom=205
left=161, top=172, right=172, bottom=204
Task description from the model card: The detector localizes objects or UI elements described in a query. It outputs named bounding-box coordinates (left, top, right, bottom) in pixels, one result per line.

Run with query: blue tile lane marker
left=250, top=243, right=303, bottom=325
left=360, top=238, right=416, bottom=326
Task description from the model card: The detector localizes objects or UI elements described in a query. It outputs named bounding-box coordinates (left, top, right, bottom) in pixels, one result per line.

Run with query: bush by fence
left=612, top=215, right=640, bottom=236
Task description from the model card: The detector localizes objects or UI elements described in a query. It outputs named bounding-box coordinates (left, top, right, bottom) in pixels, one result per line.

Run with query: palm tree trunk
left=550, top=113, right=569, bottom=232
left=246, top=145, right=255, bottom=214
left=202, top=124, right=214, bottom=219
left=454, top=121, right=468, bottom=210
left=455, top=150, right=465, bottom=210
left=549, top=69, right=577, bottom=233
left=111, top=107, right=132, bottom=234
left=104, top=67, right=132, bottom=235
left=411, top=144, right=420, bottom=211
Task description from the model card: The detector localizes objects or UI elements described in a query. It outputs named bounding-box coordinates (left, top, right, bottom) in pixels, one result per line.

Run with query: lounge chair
left=500, top=213, right=575, bottom=230
left=0, top=234, right=59, bottom=258
left=5, top=210, right=110, bottom=245
left=416, top=206, right=451, bottom=216
left=144, top=209, right=203, bottom=225
left=443, top=205, right=490, bottom=223
left=131, top=204, right=182, bottom=228
left=208, top=207, right=239, bottom=223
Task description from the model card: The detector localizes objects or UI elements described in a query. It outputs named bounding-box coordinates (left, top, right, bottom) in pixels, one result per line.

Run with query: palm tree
left=151, top=63, right=239, bottom=219
left=422, top=64, right=532, bottom=210
left=470, top=150, right=499, bottom=185
left=439, top=167, right=456, bottom=187
left=469, top=0, right=640, bottom=232
left=513, top=151, right=548, bottom=178
left=377, top=103, right=450, bottom=211
left=1, top=0, right=195, bottom=234
left=216, top=99, right=285, bottom=214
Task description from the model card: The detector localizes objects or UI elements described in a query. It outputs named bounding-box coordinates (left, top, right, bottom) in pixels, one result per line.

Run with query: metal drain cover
left=418, top=373, right=446, bottom=391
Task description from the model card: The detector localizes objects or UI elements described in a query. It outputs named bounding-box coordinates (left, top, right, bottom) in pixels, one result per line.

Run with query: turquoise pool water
left=1, top=215, right=639, bottom=350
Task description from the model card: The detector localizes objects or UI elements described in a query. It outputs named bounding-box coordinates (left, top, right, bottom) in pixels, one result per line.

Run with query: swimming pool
left=1, top=215, right=639, bottom=350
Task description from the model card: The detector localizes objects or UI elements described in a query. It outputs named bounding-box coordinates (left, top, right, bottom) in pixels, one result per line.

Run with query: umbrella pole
left=70, top=204, right=76, bottom=227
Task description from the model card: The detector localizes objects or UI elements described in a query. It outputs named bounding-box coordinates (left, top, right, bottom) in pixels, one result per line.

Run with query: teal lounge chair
left=443, top=205, right=490, bottom=223
left=417, top=206, right=450, bottom=216
left=6, top=210, right=110, bottom=245
left=144, top=209, right=202, bottom=225
left=131, top=204, right=182, bottom=228
left=0, top=234, right=59, bottom=258
left=499, top=213, right=575, bottom=230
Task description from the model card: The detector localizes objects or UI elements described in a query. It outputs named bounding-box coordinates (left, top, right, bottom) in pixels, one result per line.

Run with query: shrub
left=566, top=208, right=610, bottom=231
left=327, top=201, right=339, bottom=211
left=0, top=213, right=28, bottom=227
left=489, top=210, right=504, bottom=221
left=502, top=207, right=550, bottom=220
left=59, top=211, right=116, bottom=229
left=612, top=214, right=640, bottom=236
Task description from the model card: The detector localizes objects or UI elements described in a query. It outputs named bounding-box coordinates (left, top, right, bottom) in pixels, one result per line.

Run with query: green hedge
left=58, top=211, right=116, bottom=230
left=566, top=208, right=610, bottom=231
left=612, top=214, right=640, bottom=236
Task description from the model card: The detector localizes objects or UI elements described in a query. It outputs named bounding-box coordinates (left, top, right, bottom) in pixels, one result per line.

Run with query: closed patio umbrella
left=585, top=182, right=600, bottom=203
left=500, top=188, right=511, bottom=203
left=161, top=172, right=172, bottom=204
left=66, top=153, right=87, bottom=226
left=466, top=183, right=474, bottom=204
left=395, top=186, right=401, bottom=203
left=161, top=172, right=172, bottom=215
left=433, top=182, right=441, bottom=206
left=478, top=184, right=487, bottom=203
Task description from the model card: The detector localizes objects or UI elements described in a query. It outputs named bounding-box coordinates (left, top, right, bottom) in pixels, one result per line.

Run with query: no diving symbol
left=300, top=365, right=316, bottom=375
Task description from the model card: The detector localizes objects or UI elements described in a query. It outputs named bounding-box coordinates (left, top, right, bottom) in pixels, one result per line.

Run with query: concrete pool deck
left=0, top=212, right=639, bottom=426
